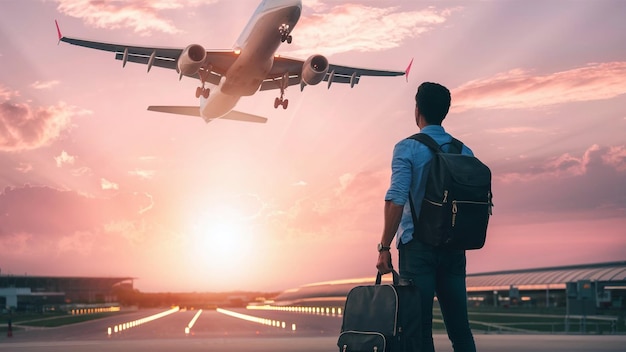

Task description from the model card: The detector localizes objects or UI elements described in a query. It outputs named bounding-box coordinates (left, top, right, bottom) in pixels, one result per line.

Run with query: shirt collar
left=420, top=125, right=445, bottom=134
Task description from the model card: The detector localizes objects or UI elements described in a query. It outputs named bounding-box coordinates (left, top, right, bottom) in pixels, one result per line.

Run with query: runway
left=1, top=308, right=624, bottom=351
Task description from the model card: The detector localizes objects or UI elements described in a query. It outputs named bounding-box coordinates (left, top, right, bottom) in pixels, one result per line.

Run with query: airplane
left=56, top=0, right=411, bottom=124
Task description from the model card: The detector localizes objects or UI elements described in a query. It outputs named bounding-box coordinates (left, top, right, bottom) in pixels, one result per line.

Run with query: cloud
left=0, top=186, right=158, bottom=269
left=0, top=85, right=18, bottom=101
left=54, top=0, right=211, bottom=36
left=496, top=144, right=623, bottom=182
left=0, top=101, right=75, bottom=152
left=485, top=126, right=544, bottom=134
left=31, top=81, right=60, bottom=90
left=15, top=163, right=33, bottom=173
left=129, top=169, right=156, bottom=180
left=493, top=144, right=626, bottom=219
left=303, top=0, right=327, bottom=12
left=288, top=4, right=457, bottom=56
left=452, top=62, right=626, bottom=112
left=70, top=166, right=92, bottom=177
left=101, top=178, right=119, bottom=190
left=57, top=231, right=95, bottom=254
left=54, top=150, right=76, bottom=167
left=267, top=170, right=389, bottom=239
left=136, top=192, right=154, bottom=214
left=602, top=145, right=626, bottom=172
left=0, top=185, right=153, bottom=238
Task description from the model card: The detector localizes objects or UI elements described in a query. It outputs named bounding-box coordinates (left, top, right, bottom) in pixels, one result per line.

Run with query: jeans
left=399, top=239, right=476, bottom=352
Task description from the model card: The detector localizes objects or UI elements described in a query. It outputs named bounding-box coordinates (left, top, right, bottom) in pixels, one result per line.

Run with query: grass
left=430, top=307, right=625, bottom=334
left=1, top=311, right=127, bottom=332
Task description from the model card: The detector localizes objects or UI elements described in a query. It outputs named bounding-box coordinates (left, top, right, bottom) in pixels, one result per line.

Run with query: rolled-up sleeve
left=385, top=141, right=413, bottom=206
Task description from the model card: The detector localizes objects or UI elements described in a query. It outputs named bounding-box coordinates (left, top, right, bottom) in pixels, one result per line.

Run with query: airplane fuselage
left=202, top=0, right=302, bottom=119
left=57, top=0, right=405, bottom=123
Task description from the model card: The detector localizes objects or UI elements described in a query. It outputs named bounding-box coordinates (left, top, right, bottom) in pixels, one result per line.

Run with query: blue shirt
left=385, top=125, right=474, bottom=246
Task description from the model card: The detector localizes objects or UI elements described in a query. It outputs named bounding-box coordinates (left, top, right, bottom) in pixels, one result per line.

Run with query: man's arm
left=376, top=200, right=404, bottom=274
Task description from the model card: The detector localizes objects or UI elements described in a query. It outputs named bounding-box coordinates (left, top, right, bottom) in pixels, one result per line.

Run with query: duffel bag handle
left=375, top=269, right=400, bottom=285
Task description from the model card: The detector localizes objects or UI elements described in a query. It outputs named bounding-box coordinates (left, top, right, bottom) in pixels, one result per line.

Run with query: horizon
left=1, top=259, right=623, bottom=294
left=1, top=0, right=625, bottom=292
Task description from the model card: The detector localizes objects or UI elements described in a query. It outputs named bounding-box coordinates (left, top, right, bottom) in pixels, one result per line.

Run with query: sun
left=188, top=206, right=255, bottom=270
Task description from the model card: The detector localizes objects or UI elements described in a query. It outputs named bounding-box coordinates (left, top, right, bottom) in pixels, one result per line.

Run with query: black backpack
left=408, top=133, right=493, bottom=250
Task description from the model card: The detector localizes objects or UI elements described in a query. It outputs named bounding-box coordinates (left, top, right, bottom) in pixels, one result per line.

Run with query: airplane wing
left=55, top=20, right=234, bottom=85
left=259, top=55, right=409, bottom=91
left=147, top=106, right=267, bottom=124
left=56, top=20, right=407, bottom=90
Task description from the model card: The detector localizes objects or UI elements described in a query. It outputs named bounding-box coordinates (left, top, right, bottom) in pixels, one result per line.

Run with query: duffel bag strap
left=376, top=269, right=400, bottom=285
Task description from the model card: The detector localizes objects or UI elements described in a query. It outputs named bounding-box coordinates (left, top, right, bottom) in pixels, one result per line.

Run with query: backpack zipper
left=339, top=331, right=386, bottom=352
left=424, top=190, right=448, bottom=207
left=452, top=200, right=493, bottom=227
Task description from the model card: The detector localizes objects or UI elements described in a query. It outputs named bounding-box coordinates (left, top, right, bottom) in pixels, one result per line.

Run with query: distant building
left=273, top=261, right=626, bottom=314
left=0, top=275, right=134, bottom=312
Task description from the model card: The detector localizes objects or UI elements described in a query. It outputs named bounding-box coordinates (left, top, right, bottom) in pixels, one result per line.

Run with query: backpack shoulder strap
left=449, top=137, right=463, bottom=154
left=407, top=133, right=441, bottom=153
left=408, top=133, right=465, bottom=154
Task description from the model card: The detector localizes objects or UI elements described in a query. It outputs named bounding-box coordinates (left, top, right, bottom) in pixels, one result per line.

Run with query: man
left=376, top=82, right=477, bottom=352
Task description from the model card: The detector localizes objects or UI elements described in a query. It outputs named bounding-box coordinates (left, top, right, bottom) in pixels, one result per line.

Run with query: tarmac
left=1, top=308, right=624, bottom=351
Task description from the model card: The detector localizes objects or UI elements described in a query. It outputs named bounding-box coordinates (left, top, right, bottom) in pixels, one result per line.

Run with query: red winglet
left=405, top=58, right=414, bottom=82
left=55, top=20, right=63, bottom=43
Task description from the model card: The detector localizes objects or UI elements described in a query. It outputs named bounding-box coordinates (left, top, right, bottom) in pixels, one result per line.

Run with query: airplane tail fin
left=147, top=106, right=268, bottom=124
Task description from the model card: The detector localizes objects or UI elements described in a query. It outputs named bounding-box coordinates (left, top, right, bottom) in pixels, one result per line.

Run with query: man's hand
left=376, top=250, right=393, bottom=274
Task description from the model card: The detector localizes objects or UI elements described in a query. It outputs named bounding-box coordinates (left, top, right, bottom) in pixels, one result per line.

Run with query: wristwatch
left=377, top=243, right=391, bottom=252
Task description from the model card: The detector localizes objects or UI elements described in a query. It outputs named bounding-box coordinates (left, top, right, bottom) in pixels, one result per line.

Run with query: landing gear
left=274, top=97, right=288, bottom=109
left=195, top=63, right=212, bottom=99
left=195, top=86, right=209, bottom=99
left=274, top=72, right=289, bottom=109
left=279, top=24, right=292, bottom=44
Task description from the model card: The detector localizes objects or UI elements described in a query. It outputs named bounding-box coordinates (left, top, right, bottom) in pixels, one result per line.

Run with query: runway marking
left=216, top=308, right=296, bottom=331
left=185, top=309, right=203, bottom=335
left=107, top=306, right=180, bottom=336
left=247, top=304, right=342, bottom=317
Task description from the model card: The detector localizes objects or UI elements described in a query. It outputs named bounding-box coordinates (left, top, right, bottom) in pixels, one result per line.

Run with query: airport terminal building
left=3, top=261, right=625, bottom=316
left=0, top=275, right=134, bottom=312
left=272, top=261, right=626, bottom=315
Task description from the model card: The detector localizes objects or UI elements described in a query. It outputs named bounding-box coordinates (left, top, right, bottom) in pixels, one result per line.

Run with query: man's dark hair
left=415, top=82, right=451, bottom=125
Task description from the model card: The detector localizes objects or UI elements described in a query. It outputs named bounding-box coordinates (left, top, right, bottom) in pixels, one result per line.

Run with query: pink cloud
left=128, top=169, right=156, bottom=180
left=0, top=101, right=74, bottom=152
left=31, top=80, right=60, bottom=90
left=15, top=163, right=33, bottom=173
left=54, top=150, right=76, bottom=167
left=602, top=145, right=626, bottom=171
left=491, top=144, right=626, bottom=223
left=470, top=217, right=626, bottom=274
left=101, top=178, right=119, bottom=190
left=453, top=62, right=626, bottom=111
left=0, top=84, right=18, bottom=100
left=266, top=170, right=389, bottom=240
left=289, top=4, right=457, bottom=56
left=54, top=0, right=209, bottom=36
left=496, top=144, right=625, bottom=183
left=485, top=126, right=543, bottom=134
left=57, top=230, right=95, bottom=254
left=0, top=185, right=153, bottom=238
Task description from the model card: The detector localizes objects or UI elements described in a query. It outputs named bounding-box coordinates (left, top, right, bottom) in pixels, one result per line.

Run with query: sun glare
left=188, top=206, right=256, bottom=271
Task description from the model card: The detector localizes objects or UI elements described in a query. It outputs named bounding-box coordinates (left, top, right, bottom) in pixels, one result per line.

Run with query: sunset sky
left=1, top=0, right=625, bottom=293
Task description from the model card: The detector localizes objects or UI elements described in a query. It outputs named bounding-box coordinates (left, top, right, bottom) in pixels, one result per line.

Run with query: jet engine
left=301, top=55, right=329, bottom=86
left=177, top=44, right=207, bottom=76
